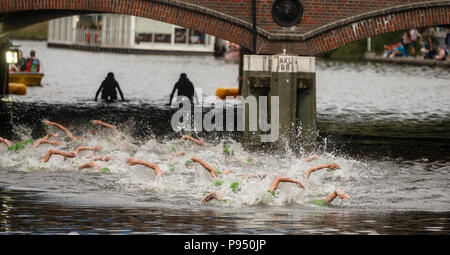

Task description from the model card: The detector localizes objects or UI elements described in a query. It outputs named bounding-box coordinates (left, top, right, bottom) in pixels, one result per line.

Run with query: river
left=0, top=40, right=449, bottom=234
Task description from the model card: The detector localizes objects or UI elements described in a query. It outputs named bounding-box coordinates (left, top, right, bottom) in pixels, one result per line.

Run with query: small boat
left=9, top=72, right=44, bottom=86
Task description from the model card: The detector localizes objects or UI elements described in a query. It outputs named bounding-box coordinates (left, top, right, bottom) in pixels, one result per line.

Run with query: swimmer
left=179, top=134, right=204, bottom=146
left=92, top=120, right=126, bottom=139
left=34, top=133, right=60, bottom=148
left=310, top=189, right=350, bottom=206
left=35, top=140, right=61, bottom=147
left=74, top=146, right=102, bottom=155
left=172, top=151, right=186, bottom=157
left=161, top=151, right=186, bottom=161
left=43, top=120, right=77, bottom=141
left=78, top=161, right=101, bottom=171
left=269, top=176, right=305, bottom=193
left=303, top=163, right=340, bottom=178
left=40, top=149, right=76, bottom=163
left=0, top=137, right=12, bottom=147
left=326, top=189, right=350, bottom=203
left=201, top=191, right=224, bottom=204
left=86, top=155, right=111, bottom=162
left=191, top=156, right=221, bottom=180
left=243, top=173, right=267, bottom=179
left=202, top=189, right=350, bottom=205
left=204, top=176, right=305, bottom=204
left=126, top=158, right=163, bottom=177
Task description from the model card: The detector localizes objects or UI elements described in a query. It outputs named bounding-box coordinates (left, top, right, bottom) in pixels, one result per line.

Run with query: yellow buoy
left=8, top=83, right=27, bottom=95
left=215, top=87, right=239, bottom=99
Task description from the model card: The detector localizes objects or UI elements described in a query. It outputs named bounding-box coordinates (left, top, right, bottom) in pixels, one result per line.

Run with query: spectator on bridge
left=95, top=72, right=125, bottom=102
left=383, top=42, right=405, bottom=58
left=435, top=45, right=448, bottom=61
left=24, top=50, right=40, bottom=73
left=409, top=28, right=421, bottom=57
left=421, top=35, right=437, bottom=59
left=401, top=32, right=411, bottom=57
left=168, top=73, right=198, bottom=106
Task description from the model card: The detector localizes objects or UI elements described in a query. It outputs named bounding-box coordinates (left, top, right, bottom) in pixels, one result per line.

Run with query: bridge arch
left=1, top=0, right=449, bottom=55
left=303, top=2, right=450, bottom=55
left=0, top=0, right=258, bottom=50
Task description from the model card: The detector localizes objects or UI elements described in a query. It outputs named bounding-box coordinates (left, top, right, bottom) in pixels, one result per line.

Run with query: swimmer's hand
left=336, top=190, right=350, bottom=200
left=327, top=164, right=341, bottom=170
left=92, top=120, right=103, bottom=125
left=295, top=181, right=305, bottom=189
left=126, top=158, right=137, bottom=166
left=191, top=155, right=200, bottom=162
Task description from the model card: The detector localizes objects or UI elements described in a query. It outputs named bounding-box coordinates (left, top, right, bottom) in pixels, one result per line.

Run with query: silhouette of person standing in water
left=168, top=73, right=198, bottom=106
left=95, top=72, right=125, bottom=102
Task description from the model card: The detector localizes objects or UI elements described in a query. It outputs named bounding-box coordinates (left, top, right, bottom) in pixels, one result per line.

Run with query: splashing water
left=1, top=121, right=448, bottom=214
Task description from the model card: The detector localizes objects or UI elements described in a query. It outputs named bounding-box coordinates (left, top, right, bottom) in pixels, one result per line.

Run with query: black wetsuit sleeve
left=169, top=82, right=179, bottom=104
left=95, top=82, right=104, bottom=101
left=116, top=81, right=125, bottom=101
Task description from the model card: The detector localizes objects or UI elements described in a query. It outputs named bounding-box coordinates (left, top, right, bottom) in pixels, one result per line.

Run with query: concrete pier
left=241, top=53, right=316, bottom=150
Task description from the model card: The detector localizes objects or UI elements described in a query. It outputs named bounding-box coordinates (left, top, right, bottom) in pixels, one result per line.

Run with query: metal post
left=0, top=36, right=9, bottom=98
left=252, top=0, right=257, bottom=54
left=367, top=37, right=372, bottom=52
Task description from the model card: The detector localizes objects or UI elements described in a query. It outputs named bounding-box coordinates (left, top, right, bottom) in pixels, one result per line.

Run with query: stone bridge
left=1, top=0, right=449, bottom=55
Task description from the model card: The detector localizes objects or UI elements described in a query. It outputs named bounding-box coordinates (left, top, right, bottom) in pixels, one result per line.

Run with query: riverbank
left=9, top=21, right=48, bottom=41
left=364, top=52, right=450, bottom=68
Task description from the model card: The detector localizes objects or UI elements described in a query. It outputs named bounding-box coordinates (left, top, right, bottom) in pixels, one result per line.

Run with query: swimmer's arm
left=181, top=135, right=204, bottom=146
left=40, top=149, right=76, bottom=163
left=126, top=158, right=163, bottom=176
left=243, top=173, right=266, bottom=179
left=172, top=151, right=185, bottom=157
left=78, top=161, right=101, bottom=171
left=74, top=146, right=102, bottom=155
left=191, top=156, right=217, bottom=179
left=92, top=120, right=117, bottom=131
left=325, top=189, right=350, bottom=203
left=116, top=82, right=125, bottom=101
left=269, top=176, right=304, bottom=192
left=95, top=84, right=103, bottom=101
left=0, top=137, right=12, bottom=147
left=90, top=156, right=111, bottom=161
left=168, top=83, right=178, bottom=105
left=43, top=120, right=77, bottom=140
left=302, top=155, right=319, bottom=162
left=201, top=192, right=224, bottom=204
left=37, top=139, right=61, bottom=147
left=304, top=163, right=340, bottom=178
left=34, top=133, right=59, bottom=148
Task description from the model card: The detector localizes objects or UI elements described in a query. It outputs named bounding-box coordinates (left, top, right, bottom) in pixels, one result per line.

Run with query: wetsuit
left=95, top=74, right=124, bottom=102
left=169, top=75, right=196, bottom=106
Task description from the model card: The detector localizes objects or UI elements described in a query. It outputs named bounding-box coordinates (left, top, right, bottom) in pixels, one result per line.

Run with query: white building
left=48, top=14, right=215, bottom=54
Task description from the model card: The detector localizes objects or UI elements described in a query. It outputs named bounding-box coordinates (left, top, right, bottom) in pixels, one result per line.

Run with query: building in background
left=47, top=14, right=215, bottom=54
